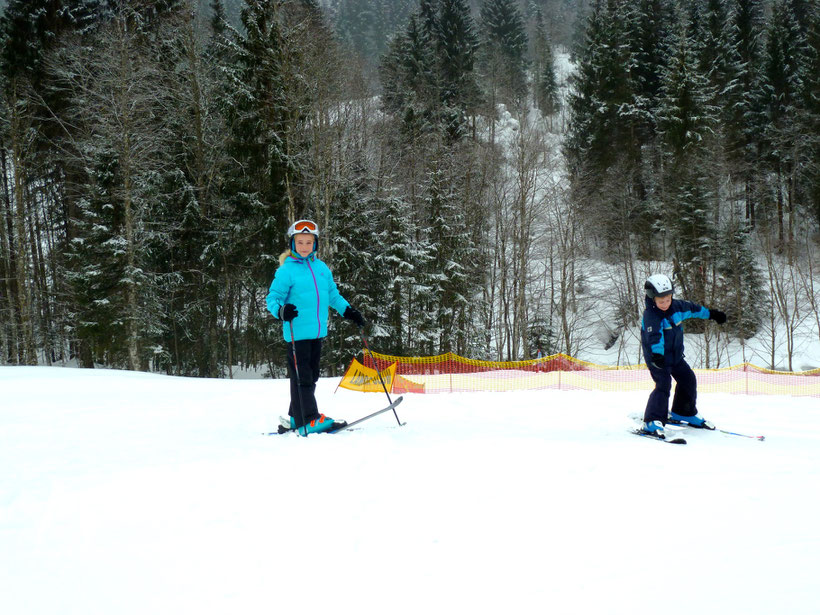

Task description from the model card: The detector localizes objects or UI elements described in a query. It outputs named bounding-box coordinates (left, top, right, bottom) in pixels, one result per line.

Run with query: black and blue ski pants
left=286, top=338, right=323, bottom=427
left=644, top=360, right=698, bottom=424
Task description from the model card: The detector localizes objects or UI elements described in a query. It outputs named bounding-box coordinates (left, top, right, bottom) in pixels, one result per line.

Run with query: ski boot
left=278, top=414, right=347, bottom=436
left=668, top=411, right=715, bottom=430
left=642, top=420, right=667, bottom=439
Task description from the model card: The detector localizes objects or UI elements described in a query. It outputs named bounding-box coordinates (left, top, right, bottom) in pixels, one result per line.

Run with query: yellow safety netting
left=345, top=351, right=820, bottom=397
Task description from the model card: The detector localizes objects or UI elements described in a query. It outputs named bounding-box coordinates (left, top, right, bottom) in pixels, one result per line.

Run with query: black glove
left=279, top=303, right=298, bottom=322
left=650, top=353, right=666, bottom=369
left=343, top=306, right=365, bottom=328
left=708, top=309, right=727, bottom=324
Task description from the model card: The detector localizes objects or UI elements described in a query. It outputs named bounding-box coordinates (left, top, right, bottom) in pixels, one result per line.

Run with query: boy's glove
left=708, top=309, right=727, bottom=324
left=343, top=306, right=366, bottom=328
left=279, top=303, right=298, bottom=322
left=650, top=353, right=666, bottom=369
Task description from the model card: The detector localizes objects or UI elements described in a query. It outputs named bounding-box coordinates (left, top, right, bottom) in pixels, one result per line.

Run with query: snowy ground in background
left=2, top=366, right=820, bottom=615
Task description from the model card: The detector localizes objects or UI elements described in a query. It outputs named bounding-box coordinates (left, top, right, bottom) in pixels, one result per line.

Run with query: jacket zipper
left=306, top=259, right=321, bottom=338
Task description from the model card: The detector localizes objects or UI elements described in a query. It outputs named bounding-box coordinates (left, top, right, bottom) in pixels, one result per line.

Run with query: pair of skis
left=273, top=325, right=405, bottom=437
left=269, top=396, right=404, bottom=436
left=632, top=417, right=766, bottom=445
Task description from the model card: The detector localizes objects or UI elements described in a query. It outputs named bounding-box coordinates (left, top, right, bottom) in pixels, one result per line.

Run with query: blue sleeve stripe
left=671, top=307, right=709, bottom=325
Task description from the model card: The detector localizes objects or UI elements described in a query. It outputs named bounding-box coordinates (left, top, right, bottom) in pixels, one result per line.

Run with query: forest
left=0, top=0, right=818, bottom=376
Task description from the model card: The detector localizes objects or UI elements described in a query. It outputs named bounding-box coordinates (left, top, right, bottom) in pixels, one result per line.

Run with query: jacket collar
left=287, top=251, right=316, bottom=264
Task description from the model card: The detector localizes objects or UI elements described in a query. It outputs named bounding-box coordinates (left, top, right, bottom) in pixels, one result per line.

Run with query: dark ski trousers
left=644, top=360, right=698, bottom=424
left=286, top=338, right=322, bottom=427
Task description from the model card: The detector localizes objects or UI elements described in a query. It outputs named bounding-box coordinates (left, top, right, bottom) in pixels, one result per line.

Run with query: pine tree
left=377, top=193, right=430, bottom=356
left=53, top=4, right=177, bottom=370
left=532, top=7, right=560, bottom=119
left=566, top=0, right=635, bottom=176
left=565, top=0, right=650, bottom=258
left=219, top=0, right=307, bottom=283
left=725, top=0, right=767, bottom=223
left=687, top=0, right=738, bottom=218
left=479, top=0, right=529, bottom=109
left=210, top=0, right=227, bottom=36
left=325, top=176, right=388, bottom=372
left=715, top=216, right=766, bottom=339
left=144, top=2, right=239, bottom=377
left=759, top=0, right=812, bottom=249
left=803, top=0, right=820, bottom=223
left=435, top=0, right=481, bottom=114
left=379, top=0, right=481, bottom=142
left=379, top=11, right=441, bottom=140
left=420, top=157, right=477, bottom=354
left=624, top=0, right=676, bottom=145
left=0, top=0, right=101, bottom=365
left=656, top=15, right=719, bottom=301
left=692, top=0, right=735, bottom=107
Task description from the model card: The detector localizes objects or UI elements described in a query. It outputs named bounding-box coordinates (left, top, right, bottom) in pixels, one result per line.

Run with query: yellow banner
left=339, top=359, right=397, bottom=393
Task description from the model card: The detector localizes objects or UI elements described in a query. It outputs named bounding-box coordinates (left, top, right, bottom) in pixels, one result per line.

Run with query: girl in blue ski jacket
left=640, top=274, right=727, bottom=438
left=266, top=220, right=365, bottom=435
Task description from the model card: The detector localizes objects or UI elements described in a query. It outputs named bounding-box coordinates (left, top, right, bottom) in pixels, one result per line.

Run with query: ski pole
left=289, top=321, right=309, bottom=437
left=358, top=328, right=403, bottom=426
left=718, top=428, right=765, bottom=441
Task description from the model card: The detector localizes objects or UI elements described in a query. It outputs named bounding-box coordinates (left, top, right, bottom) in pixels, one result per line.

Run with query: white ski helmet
left=287, top=219, right=319, bottom=253
left=286, top=219, right=319, bottom=239
left=645, top=274, right=674, bottom=299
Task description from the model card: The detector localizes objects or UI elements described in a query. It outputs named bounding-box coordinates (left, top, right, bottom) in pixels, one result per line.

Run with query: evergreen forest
left=1, top=0, right=819, bottom=376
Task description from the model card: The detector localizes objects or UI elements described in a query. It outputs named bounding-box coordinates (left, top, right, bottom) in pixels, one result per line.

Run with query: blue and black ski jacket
left=641, top=297, right=711, bottom=367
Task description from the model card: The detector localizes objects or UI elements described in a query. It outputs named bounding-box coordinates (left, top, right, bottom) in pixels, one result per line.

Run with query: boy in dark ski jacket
left=640, top=274, right=727, bottom=438
left=266, top=219, right=365, bottom=435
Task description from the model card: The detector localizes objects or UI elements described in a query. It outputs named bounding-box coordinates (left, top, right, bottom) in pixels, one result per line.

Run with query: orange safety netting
left=358, top=351, right=820, bottom=397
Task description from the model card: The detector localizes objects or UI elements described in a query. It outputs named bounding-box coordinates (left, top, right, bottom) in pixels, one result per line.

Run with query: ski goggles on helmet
left=287, top=219, right=319, bottom=237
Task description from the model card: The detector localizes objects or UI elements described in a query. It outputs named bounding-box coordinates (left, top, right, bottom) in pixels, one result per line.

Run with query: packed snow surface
left=2, top=366, right=819, bottom=614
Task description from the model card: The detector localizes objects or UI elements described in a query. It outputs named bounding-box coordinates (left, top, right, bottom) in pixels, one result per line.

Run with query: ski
left=264, top=422, right=351, bottom=436
left=266, top=396, right=405, bottom=436
left=667, top=418, right=765, bottom=441
left=631, top=428, right=687, bottom=444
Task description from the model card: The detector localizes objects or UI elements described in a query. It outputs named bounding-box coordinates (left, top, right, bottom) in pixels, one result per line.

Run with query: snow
left=2, top=366, right=820, bottom=614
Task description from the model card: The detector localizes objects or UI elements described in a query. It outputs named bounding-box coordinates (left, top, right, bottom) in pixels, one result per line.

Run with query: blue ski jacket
left=266, top=253, right=350, bottom=342
left=641, top=297, right=711, bottom=366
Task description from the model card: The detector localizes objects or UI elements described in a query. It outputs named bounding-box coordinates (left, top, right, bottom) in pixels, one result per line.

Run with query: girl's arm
left=266, top=266, right=292, bottom=318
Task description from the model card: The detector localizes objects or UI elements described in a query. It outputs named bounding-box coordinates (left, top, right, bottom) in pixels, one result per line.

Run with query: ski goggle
left=287, top=219, right=319, bottom=237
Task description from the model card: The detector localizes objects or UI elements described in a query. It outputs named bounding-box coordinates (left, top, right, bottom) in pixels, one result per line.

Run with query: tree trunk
left=10, top=84, right=37, bottom=364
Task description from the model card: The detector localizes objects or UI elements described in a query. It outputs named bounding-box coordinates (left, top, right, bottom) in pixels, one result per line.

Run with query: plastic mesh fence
left=360, top=351, right=820, bottom=397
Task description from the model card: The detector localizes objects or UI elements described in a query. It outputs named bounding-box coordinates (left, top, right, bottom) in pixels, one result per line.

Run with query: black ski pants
left=286, top=338, right=323, bottom=427
left=644, top=360, right=698, bottom=424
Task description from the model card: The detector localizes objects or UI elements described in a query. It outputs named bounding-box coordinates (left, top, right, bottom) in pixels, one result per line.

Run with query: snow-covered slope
left=2, top=367, right=819, bottom=614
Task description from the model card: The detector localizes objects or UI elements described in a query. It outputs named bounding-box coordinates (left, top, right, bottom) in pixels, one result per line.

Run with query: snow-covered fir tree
left=377, top=192, right=433, bottom=356
left=479, top=0, right=529, bottom=110
left=656, top=12, right=719, bottom=302
left=724, top=0, right=767, bottom=223
left=532, top=6, right=560, bottom=120
left=435, top=0, right=481, bottom=121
